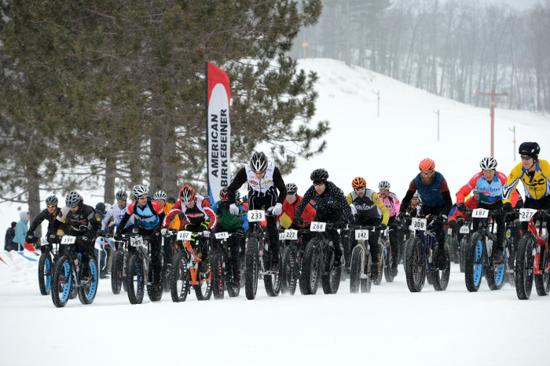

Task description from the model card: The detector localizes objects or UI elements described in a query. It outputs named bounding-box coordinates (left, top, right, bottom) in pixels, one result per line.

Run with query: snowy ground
left=0, top=249, right=547, bottom=366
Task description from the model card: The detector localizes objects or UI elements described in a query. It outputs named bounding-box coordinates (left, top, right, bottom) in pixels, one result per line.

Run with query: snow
left=1, top=250, right=547, bottom=366
left=1, top=58, right=550, bottom=366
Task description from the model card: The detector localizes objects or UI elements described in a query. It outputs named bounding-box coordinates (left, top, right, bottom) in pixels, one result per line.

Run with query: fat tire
left=515, top=234, right=535, bottom=300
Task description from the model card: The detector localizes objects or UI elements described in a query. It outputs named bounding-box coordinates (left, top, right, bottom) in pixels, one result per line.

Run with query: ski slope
left=1, top=58, right=550, bottom=366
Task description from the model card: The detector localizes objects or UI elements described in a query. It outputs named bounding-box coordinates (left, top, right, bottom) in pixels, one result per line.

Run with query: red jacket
left=456, top=170, right=520, bottom=206
left=279, top=196, right=316, bottom=229
left=163, top=194, right=217, bottom=230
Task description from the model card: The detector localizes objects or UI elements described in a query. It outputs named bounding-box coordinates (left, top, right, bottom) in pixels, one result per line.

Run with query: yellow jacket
left=346, top=189, right=389, bottom=225
left=164, top=202, right=181, bottom=230
left=503, top=159, right=550, bottom=202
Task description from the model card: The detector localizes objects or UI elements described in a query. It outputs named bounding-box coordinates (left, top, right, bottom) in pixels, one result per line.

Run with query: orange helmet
left=352, top=177, right=367, bottom=189
left=179, top=183, right=196, bottom=203
left=419, top=158, right=435, bottom=172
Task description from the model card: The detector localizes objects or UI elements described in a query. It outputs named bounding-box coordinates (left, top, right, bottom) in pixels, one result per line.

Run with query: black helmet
left=95, top=202, right=106, bottom=213
left=250, top=151, right=268, bottom=173
left=45, top=195, right=58, bottom=206
left=115, top=191, right=128, bottom=201
left=519, top=142, right=540, bottom=159
left=65, top=191, right=82, bottom=208
left=285, top=183, right=298, bottom=195
left=310, top=168, right=329, bottom=183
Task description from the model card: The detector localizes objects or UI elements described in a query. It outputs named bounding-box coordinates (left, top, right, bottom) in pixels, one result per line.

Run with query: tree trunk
left=163, top=120, right=178, bottom=196
left=25, top=163, right=42, bottom=239
left=149, top=120, right=164, bottom=194
left=104, top=155, right=116, bottom=204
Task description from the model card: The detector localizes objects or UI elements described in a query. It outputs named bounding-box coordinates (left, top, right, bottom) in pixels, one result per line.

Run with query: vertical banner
left=206, top=62, right=231, bottom=211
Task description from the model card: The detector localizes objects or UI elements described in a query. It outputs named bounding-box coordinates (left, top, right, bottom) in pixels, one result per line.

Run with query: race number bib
left=247, top=210, right=266, bottom=222
left=459, top=225, right=470, bottom=234
left=310, top=221, right=327, bottom=232
left=283, top=229, right=298, bottom=240
left=130, top=236, right=144, bottom=247
left=519, top=208, right=538, bottom=222
left=61, top=235, right=76, bottom=245
left=177, top=231, right=193, bottom=241
left=355, top=230, right=369, bottom=241
left=215, top=232, right=229, bottom=240
left=472, top=208, right=489, bottom=219
left=411, top=218, right=427, bottom=231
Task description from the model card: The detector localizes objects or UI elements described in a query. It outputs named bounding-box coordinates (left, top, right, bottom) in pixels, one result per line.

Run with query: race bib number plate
left=130, top=236, right=144, bottom=247
left=61, top=235, right=76, bottom=245
left=355, top=230, right=369, bottom=241
left=519, top=208, right=538, bottom=222
left=459, top=225, right=470, bottom=234
left=472, top=208, right=489, bottom=218
left=310, top=221, right=327, bottom=232
left=283, top=229, right=298, bottom=240
left=215, top=232, right=229, bottom=240
left=177, top=231, right=193, bottom=241
left=411, top=218, right=427, bottom=231
left=247, top=210, right=266, bottom=222
left=447, top=228, right=453, bottom=236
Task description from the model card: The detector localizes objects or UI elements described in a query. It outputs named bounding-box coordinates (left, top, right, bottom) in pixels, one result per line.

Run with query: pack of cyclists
left=23, top=141, right=550, bottom=303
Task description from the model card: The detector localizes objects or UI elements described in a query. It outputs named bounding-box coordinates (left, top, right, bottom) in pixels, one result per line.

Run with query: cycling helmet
left=310, top=168, right=329, bottom=183
left=378, top=180, right=391, bottom=191
left=220, top=187, right=229, bottom=201
left=419, top=158, right=435, bottom=172
left=250, top=151, right=268, bottom=173
left=153, top=190, right=167, bottom=201
left=65, top=191, right=82, bottom=208
left=132, top=185, right=148, bottom=198
left=95, top=202, right=106, bottom=213
left=180, top=183, right=196, bottom=203
left=480, top=157, right=497, bottom=170
left=115, top=190, right=128, bottom=201
left=286, top=183, right=298, bottom=195
left=519, top=142, right=540, bottom=159
left=412, top=191, right=422, bottom=203
left=45, top=195, right=58, bottom=206
left=352, top=177, right=367, bottom=189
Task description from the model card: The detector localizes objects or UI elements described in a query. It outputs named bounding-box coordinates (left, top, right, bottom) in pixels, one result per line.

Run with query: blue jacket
left=13, top=212, right=29, bottom=247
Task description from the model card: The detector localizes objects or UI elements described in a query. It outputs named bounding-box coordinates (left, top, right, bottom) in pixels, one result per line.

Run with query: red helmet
left=419, top=158, right=435, bottom=173
left=179, top=183, right=196, bottom=203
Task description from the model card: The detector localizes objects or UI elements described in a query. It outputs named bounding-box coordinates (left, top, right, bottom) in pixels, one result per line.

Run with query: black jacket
left=54, top=204, right=100, bottom=238
left=296, top=181, right=352, bottom=225
left=28, top=208, right=61, bottom=237
left=4, top=227, right=15, bottom=250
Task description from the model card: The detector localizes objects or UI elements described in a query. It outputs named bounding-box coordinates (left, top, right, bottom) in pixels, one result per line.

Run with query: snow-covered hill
left=287, top=58, right=550, bottom=197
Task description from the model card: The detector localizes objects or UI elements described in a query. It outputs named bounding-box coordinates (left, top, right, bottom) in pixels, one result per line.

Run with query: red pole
left=490, top=97, right=495, bottom=157
left=480, top=90, right=507, bottom=158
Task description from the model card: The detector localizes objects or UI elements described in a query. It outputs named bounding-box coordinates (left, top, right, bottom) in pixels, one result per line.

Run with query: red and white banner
left=206, top=62, right=231, bottom=209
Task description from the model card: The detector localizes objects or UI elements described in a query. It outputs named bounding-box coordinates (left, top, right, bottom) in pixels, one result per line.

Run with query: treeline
left=292, top=0, right=550, bottom=112
left=0, top=1, right=329, bottom=223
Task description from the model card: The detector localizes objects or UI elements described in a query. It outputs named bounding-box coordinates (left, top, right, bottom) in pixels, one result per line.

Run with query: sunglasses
left=313, top=181, right=325, bottom=187
left=420, top=171, right=434, bottom=176
left=521, top=155, right=533, bottom=161
left=354, top=187, right=366, bottom=192
left=138, top=195, right=147, bottom=200
left=47, top=205, right=56, bottom=209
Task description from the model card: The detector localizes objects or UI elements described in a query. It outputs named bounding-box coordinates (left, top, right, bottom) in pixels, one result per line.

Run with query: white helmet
left=378, top=180, right=391, bottom=191
left=132, top=185, right=148, bottom=198
left=153, top=190, right=167, bottom=201
left=480, top=157, right=497, bottom=170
